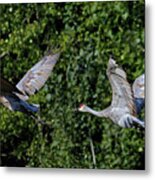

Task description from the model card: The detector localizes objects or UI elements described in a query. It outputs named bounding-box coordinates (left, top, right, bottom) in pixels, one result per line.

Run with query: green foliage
left=0, top=1, right=145, bottom=169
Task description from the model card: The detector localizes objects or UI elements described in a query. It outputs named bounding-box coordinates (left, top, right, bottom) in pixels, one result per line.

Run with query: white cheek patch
left=79, top=107, right=84, bottom=111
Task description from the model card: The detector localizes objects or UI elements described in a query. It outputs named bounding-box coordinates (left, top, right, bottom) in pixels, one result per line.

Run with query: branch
left=89, top=137, right=97, bottom=168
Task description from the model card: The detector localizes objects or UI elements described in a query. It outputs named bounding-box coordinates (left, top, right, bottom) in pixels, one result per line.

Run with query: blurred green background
left=0, top=1, right=145, bottom=169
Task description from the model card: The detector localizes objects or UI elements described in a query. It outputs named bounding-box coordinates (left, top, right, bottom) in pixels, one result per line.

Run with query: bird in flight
left=0, top=52, right=60, bottom=115
left=78, top=57, right=145, bottom=128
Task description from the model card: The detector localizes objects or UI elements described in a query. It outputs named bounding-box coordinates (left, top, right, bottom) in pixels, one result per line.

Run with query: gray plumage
left=133, top=74, right=144, bottom=99
left=78, top=58, right=145, bottom=128
left=132, top=74, right=145, bottom=114
left=0, top=52, right=60, bottom=114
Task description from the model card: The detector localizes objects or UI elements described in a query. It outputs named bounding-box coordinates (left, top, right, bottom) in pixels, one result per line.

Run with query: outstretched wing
left=107, top=58, right=136, bottom=115
left=132, top=74, right=145, bottom=99
left=16, top=52, right=60, bottom=99
left=132, top=74, right=145, bottom=114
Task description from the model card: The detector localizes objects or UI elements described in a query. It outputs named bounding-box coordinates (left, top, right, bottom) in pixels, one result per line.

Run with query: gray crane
left=78, top=57, right=145, bottom=128
left=0, top=52, right=60, bottom=115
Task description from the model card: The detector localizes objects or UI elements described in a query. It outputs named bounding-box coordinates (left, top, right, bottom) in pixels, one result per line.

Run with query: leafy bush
left=0, top=1, right=144, bottom=169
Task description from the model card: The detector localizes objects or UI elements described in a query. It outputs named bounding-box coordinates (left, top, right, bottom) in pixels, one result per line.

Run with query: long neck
left=85, top=106, right=110, bottom=118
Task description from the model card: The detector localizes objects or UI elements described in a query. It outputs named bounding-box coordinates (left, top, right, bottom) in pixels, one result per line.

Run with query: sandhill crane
left=0, top=52, right=60, bottom=115
left=78, top=57, right=145, bottom=128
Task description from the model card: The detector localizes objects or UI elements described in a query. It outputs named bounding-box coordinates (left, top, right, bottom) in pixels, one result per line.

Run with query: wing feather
left=107, top=58, right=136, bottom=115
left=16, top=53, right=60, bottom=98
left=132, top=74, right=144, bottom=99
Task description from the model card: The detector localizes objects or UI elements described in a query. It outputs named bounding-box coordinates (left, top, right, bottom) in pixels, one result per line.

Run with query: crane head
left=78, top=103, right=87, bottom=112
